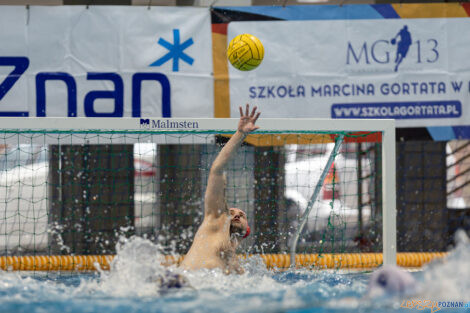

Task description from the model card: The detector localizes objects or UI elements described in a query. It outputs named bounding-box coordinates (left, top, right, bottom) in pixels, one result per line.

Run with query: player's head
left=229, top=208, right=250, bottom=239
left=367, top=265, right=417, bottom=298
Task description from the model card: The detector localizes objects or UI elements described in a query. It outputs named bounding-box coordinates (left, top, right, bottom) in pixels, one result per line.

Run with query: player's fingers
left=239, top=106, right=243, bottom=117
left=250, top=106, right=257, bottom=118
left=245, top=103, right=249, bottom=116
left=254, top=112, right=261, bottom=122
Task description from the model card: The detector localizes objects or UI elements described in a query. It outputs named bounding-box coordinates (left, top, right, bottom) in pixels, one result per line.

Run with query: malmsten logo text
left=140, top=119, right=199, bottom=129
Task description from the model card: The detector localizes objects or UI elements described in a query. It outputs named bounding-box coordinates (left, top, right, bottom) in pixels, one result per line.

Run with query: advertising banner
left=0, top=6, right=213, bottom=118
left=227, top=17, right=470, bottom=129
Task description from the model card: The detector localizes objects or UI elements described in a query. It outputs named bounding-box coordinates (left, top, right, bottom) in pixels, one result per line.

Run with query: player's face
left=229, top=208, right=248, bottom=236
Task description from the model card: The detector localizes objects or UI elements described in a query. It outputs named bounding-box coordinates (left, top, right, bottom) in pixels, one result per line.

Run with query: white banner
left=0, top=6, right=213, bottom=118
left=228, top=19, right=470, bottom=127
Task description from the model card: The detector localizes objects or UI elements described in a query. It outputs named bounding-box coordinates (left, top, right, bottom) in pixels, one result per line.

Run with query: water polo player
left=180, top=104, right=260, bottom=274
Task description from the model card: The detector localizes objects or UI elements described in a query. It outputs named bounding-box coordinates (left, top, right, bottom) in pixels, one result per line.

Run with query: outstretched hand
left=238, top=104, right=261, bottom=134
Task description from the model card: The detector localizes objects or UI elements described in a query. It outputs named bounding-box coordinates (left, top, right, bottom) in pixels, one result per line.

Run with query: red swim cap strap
left=243, top=225, right=250, bottom=239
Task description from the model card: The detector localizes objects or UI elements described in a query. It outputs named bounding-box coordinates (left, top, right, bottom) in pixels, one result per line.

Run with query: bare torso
left=179, top=214, right=243, bottom=274
left=179, top=104, right=260, bottom=275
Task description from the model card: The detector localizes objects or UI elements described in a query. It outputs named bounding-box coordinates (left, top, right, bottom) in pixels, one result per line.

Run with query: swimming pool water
left=0, top=270, right=371, bottom=313
left=0, top=235, right=469, bottom=313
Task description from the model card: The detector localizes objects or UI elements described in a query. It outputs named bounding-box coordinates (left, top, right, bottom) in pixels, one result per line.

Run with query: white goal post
left=0, top=117, right=396, bottom=266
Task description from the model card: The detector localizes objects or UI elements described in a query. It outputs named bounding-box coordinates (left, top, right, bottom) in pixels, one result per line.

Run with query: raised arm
left=204, top=104, right=261, bottom=219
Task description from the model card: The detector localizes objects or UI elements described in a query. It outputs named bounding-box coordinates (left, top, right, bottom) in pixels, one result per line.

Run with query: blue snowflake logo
left=150, top=29, right=194, bottom=72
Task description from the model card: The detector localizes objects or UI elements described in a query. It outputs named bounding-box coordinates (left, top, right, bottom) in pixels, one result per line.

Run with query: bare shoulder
left=199, top=213, right=229, bottom=234
left=180, top=214, right=230, bottom=271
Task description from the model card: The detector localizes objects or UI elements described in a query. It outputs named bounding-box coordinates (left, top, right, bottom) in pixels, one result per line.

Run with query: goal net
left=0, top=117, right=396, bottom=270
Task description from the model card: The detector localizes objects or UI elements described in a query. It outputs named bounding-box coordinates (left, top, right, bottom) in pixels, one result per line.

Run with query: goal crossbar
left=1, top=117, right=393, bottom=132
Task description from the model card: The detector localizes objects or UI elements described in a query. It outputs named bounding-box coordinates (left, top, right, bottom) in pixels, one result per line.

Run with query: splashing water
left=0, top=234, right=470, bottom=313
left=418, top=230, right=470, bottom=301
